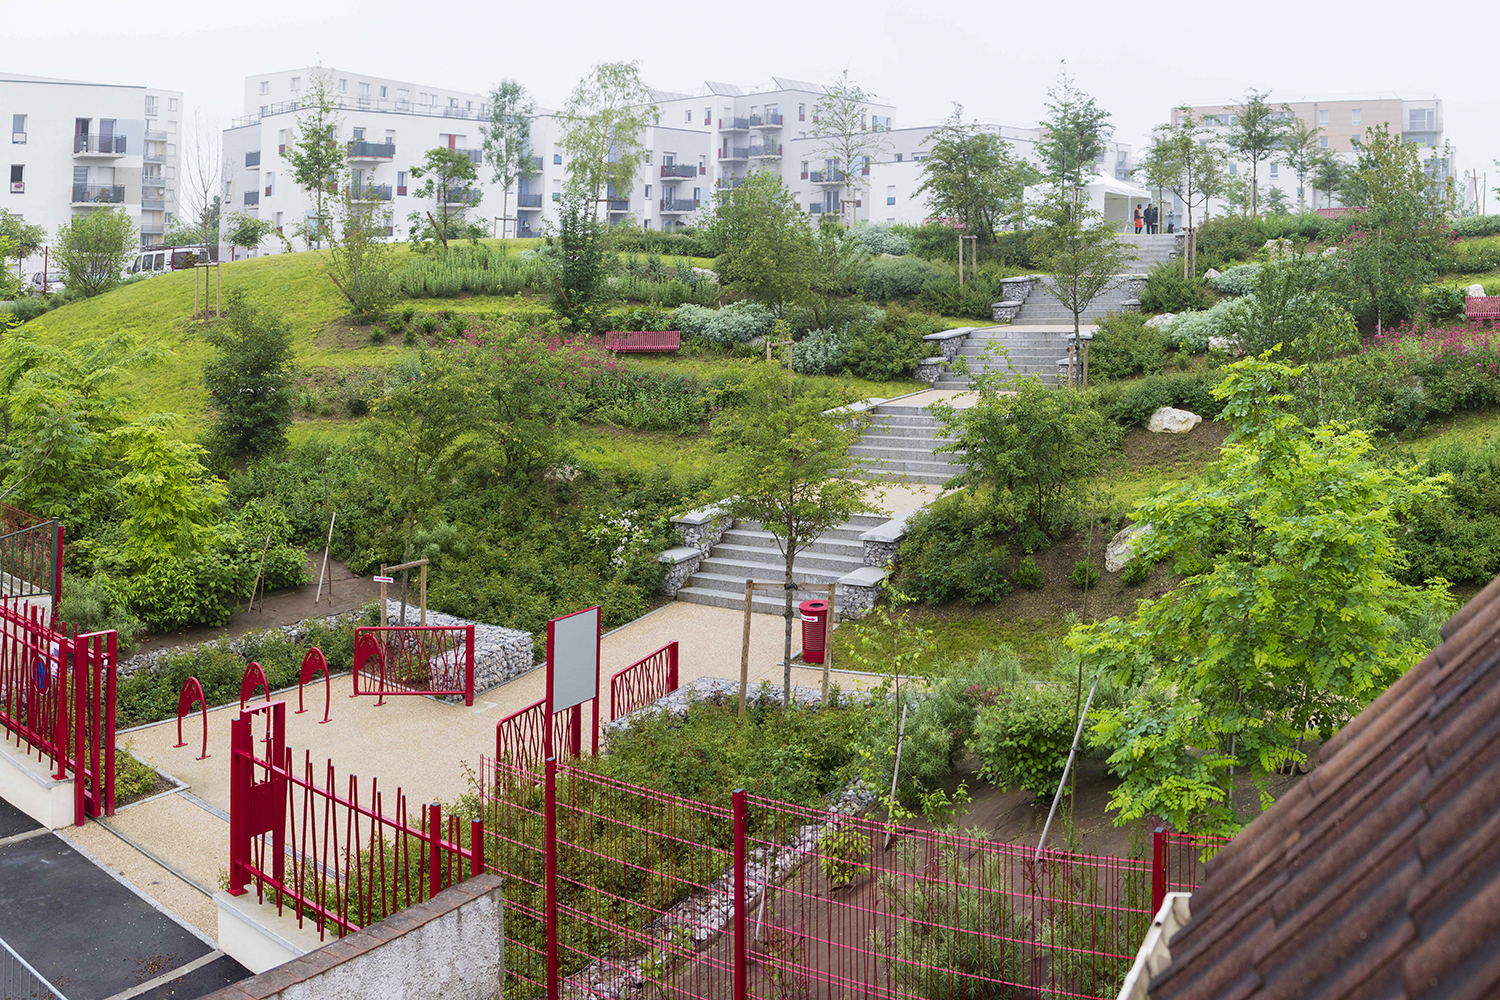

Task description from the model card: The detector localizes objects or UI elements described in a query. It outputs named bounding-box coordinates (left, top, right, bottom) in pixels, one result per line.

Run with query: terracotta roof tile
left=1148, top=575, right=1500, bottom=1000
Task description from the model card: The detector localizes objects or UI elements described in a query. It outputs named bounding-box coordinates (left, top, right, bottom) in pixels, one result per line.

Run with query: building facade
left=2, top=73, right=184, bottom=275
left=225, top=68, right=1125, bottom=252
left=1171, top=96, right=1451, bottom=217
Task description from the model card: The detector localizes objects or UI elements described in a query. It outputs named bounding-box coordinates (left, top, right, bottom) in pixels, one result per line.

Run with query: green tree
left=286, top=69, right=344, bottom=249
left=0, top=209, right=47, bottom=280
left=545, top=192, right=610, bottom=332
left=559, top=61, right=658, bottom=219
left=711, top=362, right=877, bottom=701
left=809, top=70, right=892, bottom=225
left=913, top=104, right=1039, bottom=240
left=1135, top=109, right=1224, bottom=277
left=1027, top=197, right=1138, bottom=339
left=1311, top=151, right=1346, bottom=210
left=933, top=373, right=1114, bottom=552
left=202, top=291, right=295, bottom=460
left=328, top=184, right=394, bottom=323
left=408, top=146, right=482, bottom=248
left=53, top=207, right=136, bottom=297
left=111, top=414, right=226, bottom=565
left=222, top=209, right=288, bottom=258
left=1224, top=90, right=1293, bottom=217
left=479, top=79, right=535, bottom=240
left=1283, top=118, right=1322, bottom=213
left=707, top=171, right=817, bottom=315
left=1036, top=70, right=1113, bottom=193
left=1262, top=186, right=1292, bottom=215
left=1071, top=356, right=1453, bottom=835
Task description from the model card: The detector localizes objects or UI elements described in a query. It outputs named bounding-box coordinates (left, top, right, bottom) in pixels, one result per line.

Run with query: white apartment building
left=1170, top=96, right=1451, bottom=218
left=2, top=73, right=183, bottom=273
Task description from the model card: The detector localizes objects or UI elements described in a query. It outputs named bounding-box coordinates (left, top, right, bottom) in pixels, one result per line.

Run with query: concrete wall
left=208, top=874, right=503, bottom=1000
left=0, top=739, right=75, bottom=828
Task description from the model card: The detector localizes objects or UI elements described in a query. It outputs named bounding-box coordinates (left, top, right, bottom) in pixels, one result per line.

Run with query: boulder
left=1106, top=523, right=1153, bottom=573
left=1468, top=284, right=1487, bottom=298
left=1204, top=268, right=1221, bottom=280
left=1145, top=312, right=1176, bottom=329
left=1148, top=406, right=1202, bottom=434
left=1208, top=336, right=1243, bottom=354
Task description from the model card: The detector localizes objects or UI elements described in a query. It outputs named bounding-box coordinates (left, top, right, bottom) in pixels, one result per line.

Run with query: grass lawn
left=835, top=615, right=1071, bottom=677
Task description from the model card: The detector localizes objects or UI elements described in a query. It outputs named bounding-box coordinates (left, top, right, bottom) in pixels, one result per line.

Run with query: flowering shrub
left=1208, top=264, right=1261, bottom=296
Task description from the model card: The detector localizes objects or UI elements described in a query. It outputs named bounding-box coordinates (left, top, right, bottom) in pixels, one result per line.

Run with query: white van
left=129, top=244, right=215, bottom=276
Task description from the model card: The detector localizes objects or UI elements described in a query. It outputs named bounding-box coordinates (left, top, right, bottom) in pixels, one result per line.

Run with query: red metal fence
left=227, top=700, right=484, bottom=941
left=0, top=505, right=63, bottom=605
left=477, top=755, right=1222, bottom=1000
left=495, top=699, right=581, bottom=770
left=1152, top=827, right=1228, bottom=912
left=352, top=624, right=475, bottom=706
left=608, top=641, right=678, bottom=722
left=0, top=597, right=117, bottom=825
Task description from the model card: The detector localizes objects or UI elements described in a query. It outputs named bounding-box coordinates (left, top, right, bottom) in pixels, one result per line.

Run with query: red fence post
left=228, top=712, right=251, bottom=895
left=464, top=624, right=475, bottom=707
left=428, top=802, right=443, bottom=900
left=733, top=789, right=747, bottom=1000
left=667, top=640, right=679, bottom=694
left=72, top=632, right=85, bottom=826
left=545, top=756, right=559, bottom=1000
left=1151, top=826, right=1167, bottom=914
left=470, top=817, right=484, bottom=879
left=102, top=631, right=117, bottom=815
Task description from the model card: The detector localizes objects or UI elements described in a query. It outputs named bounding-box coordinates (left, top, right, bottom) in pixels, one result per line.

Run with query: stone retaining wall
left=383, top=601, right=535, bottom=695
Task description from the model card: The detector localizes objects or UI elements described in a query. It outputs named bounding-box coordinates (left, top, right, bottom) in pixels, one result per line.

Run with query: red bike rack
left=352, top=633, right=387, bottom=706
left=296, top=647, right=331, bottom=724
left=173, top=676, right=209, bottom=760
left=239, top=660, right=270, bottom=710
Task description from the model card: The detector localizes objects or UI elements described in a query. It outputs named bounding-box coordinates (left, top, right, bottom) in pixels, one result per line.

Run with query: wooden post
left=315, top=513, right=336, bottom=605
left=247, top=534, right=272, bottom=612
left=193, top=264, right=199, bottom=316
left=216, top=261, right=222, bottom=317
left=420, top=561, right=427, bottom=627
left=740, top=579, right=753, bottom=717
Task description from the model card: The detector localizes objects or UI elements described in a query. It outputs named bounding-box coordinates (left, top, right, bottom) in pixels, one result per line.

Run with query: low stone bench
left=922, top=326, right=976, bottom=361
left=991, top=300, right=1023, bottom=323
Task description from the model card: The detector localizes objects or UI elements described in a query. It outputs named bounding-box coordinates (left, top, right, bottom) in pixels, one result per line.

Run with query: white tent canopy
left=1024, top=170, right=1155, bottom=230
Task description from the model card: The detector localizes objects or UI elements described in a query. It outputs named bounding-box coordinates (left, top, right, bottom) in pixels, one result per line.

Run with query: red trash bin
left=799, top=599, right=829, bottom=664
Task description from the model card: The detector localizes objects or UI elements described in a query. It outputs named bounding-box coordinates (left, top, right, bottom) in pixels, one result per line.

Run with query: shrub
left=896, top=491, right=1013, bottom=605
left=1397, top=439, right=1500, bottom=586
left=369, top=325, right=386, bottom=344
left=790, top=327, right=849, bottom=375
left=1071, top=560, right=1100, bottom=588
left=861, top=256, right=945, bottom=301
left=969, top=685, right=1075, bottom=798
left=705, top=301, right=775, bottom=344
left=1451, top=215, right=1500, bottom=238
left=1089, top=370, right=1225, bottom=428
left=1209, top=264, right=1262, bottom=296
left=1139, top=261, right=1213, bottom=314
left=1195, top=215, right=1267, bottom=271
left=57, top=574, right=143, bottom=653
left=1013, top=555, right=1044, bottom=590
left=1121, top=558, right=1151, bottom=586
left=606, top=304, right=675, bottom=332
left=845, top=225, right=911, bottom=256
left=6, top=296, right=51, bottom=323
left=1088, top=313, right=1175, bottom=382
left=1164, top=297, right=1251, bottom=352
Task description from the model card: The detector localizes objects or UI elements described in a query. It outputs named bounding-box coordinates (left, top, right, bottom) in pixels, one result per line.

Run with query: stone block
left=1105, top=523, right=1153, bottom=573
left=1147, top=406, right=1202, bottom=434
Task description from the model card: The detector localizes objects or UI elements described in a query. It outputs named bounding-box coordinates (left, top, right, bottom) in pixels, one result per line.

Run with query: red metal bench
left=603, top=330, right=681, bottom=353
left=1467, top=297, right=1500, bottom=331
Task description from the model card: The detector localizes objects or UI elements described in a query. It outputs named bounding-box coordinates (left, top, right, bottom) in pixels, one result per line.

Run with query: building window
left=396, top=88, right=408, bottom=105
left=144, top=97, right=158, bottom=116
left=259, top=106, right=267, bottom=117
left=1320, top=135, right=1329, bottom=149
left=1318, top=109, right=1329, bottom=126
left=798, top=103, right=805, bottom=121
left=644, top=219, right=651, bottom=230
left=385, top=129, right=395, bottom=143
left=1228, top=162, right=1237, bottom=175
left=380, top=86, right=388, bottom=98
left=358, top=82, right=371, bottom=99
left=645, top=184, right=651, bottom=198
left=11, top=114, right=24, bottom=142
left=553, top=153, right=562, bottom=164
left=168, top=119, right=177, bottom=133
left=260, top=80, right=270, bottom=95
left=9, top=164, right=23, bottom=193
left=291, top=77, right=301, bottom=91
left=685, top=110, right=692, bottom=123
left=895, top=152, right=902, bottom=162
left=704, top=107, right=711, bottom=124
left=1351, top=109, right=1361, bottom=127
left=1351, top=135, right=1361, bottom=148
left=352, top=127, right=365, bottom=140
left=1270, top=162, right=1279, bottom=178
left=168, top=98, right=177, bottom=111
left=338, top=79, right=348, bottom=93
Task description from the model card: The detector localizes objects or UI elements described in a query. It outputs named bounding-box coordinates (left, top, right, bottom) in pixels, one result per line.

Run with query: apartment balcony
left=245, top=150, right=261, bottom=168
left=810, top=169, right=846, bottom=185
left=659, top=198, right=700, bottom=214
left=145, top=129, right=166, bottom=142
left=143, top=151, right=166, bottom=164
left=607, top=198, right=631, bottom=213
left=140, top=221, right=164, bottom=235
left=143, top=174, right=166, bottom=188
left=141, top=198, right=165, bottom=211
left=440, top=188, right=481, bottom=205
left=517, top=227, right=540, bottom=238
left=524, top=156, right=543, bottom=173
left=661, top=164, right=698, bottom=179
left=455, top=148, right=483, bottom=166
left=73, top=133, right=127, bottom=157
left=718, top=117, right=750, bottom=132
left=517, top=194, right=543, bottom=209
left=719, top=147, right=749, bottom=162
left=71, top=184, right=126, bottom=205
left=715, top=177, right=747, bottom=189
left=351, top=184, right=393, bottom=202
left=244, top=190, right=259, bottom=205
left=750, top=113, right=784, bottom=129
left=748, top=143, right=782, bottom=159
left=347, top=140, right=396, bottom=161
left=808, top=203, right=837, bottom=215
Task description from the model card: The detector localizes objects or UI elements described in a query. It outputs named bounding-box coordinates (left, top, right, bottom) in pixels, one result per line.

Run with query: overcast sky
left=5, top=0, right=1498, bottom=209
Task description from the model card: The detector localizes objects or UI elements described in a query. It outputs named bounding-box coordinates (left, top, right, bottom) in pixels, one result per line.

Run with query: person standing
left=1145, top=203, right=1159, bottom=234
left=1133, top=206, right=1143, bottom=234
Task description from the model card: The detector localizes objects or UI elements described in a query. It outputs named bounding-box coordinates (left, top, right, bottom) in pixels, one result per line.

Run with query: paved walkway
left=99, top=601, right=882, bottom=941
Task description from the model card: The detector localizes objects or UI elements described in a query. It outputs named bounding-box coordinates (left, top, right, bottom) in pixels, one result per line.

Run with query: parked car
left=130, top=244, right=215, bottom=275
left=28, top=269, right=65, bottom=294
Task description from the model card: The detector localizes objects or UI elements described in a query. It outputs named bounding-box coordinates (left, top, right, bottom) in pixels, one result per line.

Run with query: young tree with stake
left=1224, top=90, right=1293, bottom=217
left=809, top=71, right=891, bottom=225
left=479, top=80, right=535, bottom=240
left=287, top=69, right=343, bottom=249
left=558, top=62, right=658, bottom=220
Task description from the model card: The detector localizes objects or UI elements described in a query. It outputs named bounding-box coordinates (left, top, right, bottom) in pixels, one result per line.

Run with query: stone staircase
left=673, top=513, right=887, bottom=615
left=847, top=401, right=965, bottom=486
left=1013, top=281, right=1140, bottom=324
left=1114, top=232, right=1181, bottom=269
left=934, top=327, right=1085, bottom=387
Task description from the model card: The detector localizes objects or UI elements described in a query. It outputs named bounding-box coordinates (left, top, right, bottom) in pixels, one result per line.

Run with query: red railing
left=352, top=624, right=475, bottom=706
left=1152, top=826, right=1229, bottom=912
left=477, top=755, right=1223, bottom=1000
left=494, top=698, right=581, bottom=770
left=227, top=700, right=483, bottom=940
left=0, top=597, right=117, bottom=825
left=608, top=641, right=678, bottom=721
left=0, top=505, right=64, bottom=605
